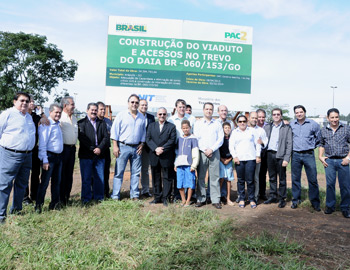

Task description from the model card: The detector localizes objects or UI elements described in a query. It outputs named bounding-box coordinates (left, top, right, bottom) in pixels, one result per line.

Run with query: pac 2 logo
left=225, top=31, right=247, bottom=41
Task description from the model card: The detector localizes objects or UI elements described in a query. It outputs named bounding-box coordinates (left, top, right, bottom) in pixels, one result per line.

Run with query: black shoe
left=324, top=207, right=334, bottom=214
left=260, top=195, right=268, bottom=200
left=220, top=197, right=227, bottom=205
left=49, top=202, right=62, bottom=211
left=291, top=203, right=298, bottom=209
left=278, top=200, right=286, bottom=208
left=0, top=218, right=5, bottom=225
left=9, top=209, right=23, bottom=215
left=35, top=205, right=42, bottom=214
left=312, top=205, right=321, bottom=212
left=206, top=198, right=212, bottom=205
left=142, top=193, right=152, bottom=198
left=163, top=200, right=168, bottom=207
left=212, top=203, right=222, bottom=209
left=235, top=197, right=240, bottom=203
left=149, top=199, right=161, bottom=204
left=23, top=197, right=33, bottom=205
left=342, top=210, right=350, bottom=218
left=195, top=202, right=205, bottom=208
left=264, top=198, right=278, bottom=204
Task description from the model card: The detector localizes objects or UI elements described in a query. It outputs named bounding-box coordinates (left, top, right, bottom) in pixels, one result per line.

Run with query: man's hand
left=256, top=157, right=261, bottom=164
left=155, top=147, right=164, bottom=156
left=42, top=163, right=49, bottom=170
left=319, top=156, right=328, bottom=168
left=257, top=138, right=263, bottom=145
left=113, top=145, right=120, bottom=158
left=204, top=148, right=213, bottom=158
left=39, top=114, right=50, bottom=126
left=93, top=148, right=101, bottom=155
left=234, top=157, right=240, bottom=165
left=341, top=157, right=350, bottom=166
left=174, top=166, right=177, bottom=172
left=282, top=160, right=288, bottom=167
left=136, top=143, right=144, bottom=155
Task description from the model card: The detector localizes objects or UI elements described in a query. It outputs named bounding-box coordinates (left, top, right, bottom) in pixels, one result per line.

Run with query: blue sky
left=1, top=0, right=350, bottom=116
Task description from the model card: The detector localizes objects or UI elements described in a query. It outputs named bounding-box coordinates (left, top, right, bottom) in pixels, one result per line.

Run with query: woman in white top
left=229, top=115, right=261, bottom=208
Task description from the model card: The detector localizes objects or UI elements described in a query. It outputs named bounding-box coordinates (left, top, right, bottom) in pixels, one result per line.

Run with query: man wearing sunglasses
left=0, top=92, right=36, bottom=224
left=263, top=108, right=292, bottom=208
left=111, top=94, right=146, bottom=201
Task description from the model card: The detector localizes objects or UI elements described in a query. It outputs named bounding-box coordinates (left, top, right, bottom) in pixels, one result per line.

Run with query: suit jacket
left=264, top=122, right=293, bottom=162
left=146, top=121, right=176, bottom=168
left=78, top=116, right=109, bottom=159
left=144, top=113, right=155, bottom=152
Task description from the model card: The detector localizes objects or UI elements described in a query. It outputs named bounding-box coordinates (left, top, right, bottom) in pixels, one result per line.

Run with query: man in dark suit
left=146, top=107, right=176, bottom=206
left=139, top=99, right=155, bottom=197
left=78, top=103, right=109, bottom=204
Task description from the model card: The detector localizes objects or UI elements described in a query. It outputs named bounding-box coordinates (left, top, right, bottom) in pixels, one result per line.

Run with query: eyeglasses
left=272, top=113, right=281, bottom=116
left=238, top=120, right=246, bottom=123
left=130, top=101, right=139, bottom=104
left=158, top=113, right=167, bottom=116
left=19, top=99, right=29, bottom=103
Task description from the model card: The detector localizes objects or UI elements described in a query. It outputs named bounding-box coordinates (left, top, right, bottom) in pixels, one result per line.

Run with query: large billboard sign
left=106, top=16, right=253, bottom=111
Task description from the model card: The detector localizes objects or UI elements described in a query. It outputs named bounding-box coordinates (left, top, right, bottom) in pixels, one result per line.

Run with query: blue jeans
left=0, top=147, right=32, bottom=220
left=324, top=158, right=350, bottom=211
left=80, top=157, right=105, bottom=203
left=291, top=151, right=320, bottom=207
left=111, top=143, right=141, bottom=200
left=36, top=152, right=62, bottom=208
left=235, top=160, right=256, bottom=202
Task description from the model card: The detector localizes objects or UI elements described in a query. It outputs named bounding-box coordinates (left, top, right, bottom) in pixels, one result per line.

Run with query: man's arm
left=282, top=126, right=293, bottom=166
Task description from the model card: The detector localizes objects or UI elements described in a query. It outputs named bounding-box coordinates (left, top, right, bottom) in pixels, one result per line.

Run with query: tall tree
left=0, top=31, right=78, bottom=109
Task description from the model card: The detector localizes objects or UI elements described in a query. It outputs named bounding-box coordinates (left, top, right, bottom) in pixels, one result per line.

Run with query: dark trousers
left=151, top=162, right=172, bottom=202
left=60, top=145, right=76, bottom=205
left=24, top=146, right=40, bottom=201
left=291, top=151, right=320, bottom=206
left=259, top=151, right=268, bottom=197
left=267, top=151, right=287, bottom=200
left=36, top=152, right=62, bottom=208
left=104, top=152, right=111, bottom=197
left=236, top=160, right=256, bottom=202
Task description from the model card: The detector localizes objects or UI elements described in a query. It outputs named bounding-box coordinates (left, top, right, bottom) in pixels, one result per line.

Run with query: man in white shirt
left=59, top=96, right=78, bottom=205
left=0, top=92, right=36, bottom=224
left=249, top=111, right=268, bottom=202
left=35, top=104, right=64, bottom=213
left=194, top=102, right=224, bottom=209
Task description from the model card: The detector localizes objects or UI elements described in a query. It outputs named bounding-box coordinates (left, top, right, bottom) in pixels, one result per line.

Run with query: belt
left=2, top=146, right=32, bottom=154
left=293, top=150, right=314, bottom=154
left=267, top=150, right=277, bottom=153
left=64, top=144, right=76, bottom=147
left=119, top=141, right=139, bottom=147
left=47, top=151, right=61, bottom=156
left=328, top=156, right=347, bottom=159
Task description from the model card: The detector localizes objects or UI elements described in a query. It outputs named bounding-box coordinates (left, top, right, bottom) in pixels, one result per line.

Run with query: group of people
left=0, top=92, right=350, bottom=225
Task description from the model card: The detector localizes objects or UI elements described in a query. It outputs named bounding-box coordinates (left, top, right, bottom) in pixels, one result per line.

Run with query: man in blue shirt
left=111, top=94, right=146, bottom=201
left=319, top=108, right=350, bottom=218
left=35, top=104, right=64, bottom=213
left=0, top=92, right=36, bottom=224
left=290, top=105, right=321, bottom=211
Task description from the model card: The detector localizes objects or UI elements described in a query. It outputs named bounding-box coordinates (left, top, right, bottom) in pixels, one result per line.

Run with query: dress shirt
left=168, top=113, right=196, bottom=139
left=217, top=118, right=234, bottom=129
left=111, top=110, right=146, bottom=144
left=0, top=107, right=36, bottom=151
left=290, top=118, right=320, bottom=151
left=103, top=117, right=113, bottom=134
left=88, top=116, right=98, bottom=146
left=267, top=121, right=282, bottom=151
left=318, top=123, right=350, bottom=157
left=229, top=127, right=261, bottom=161
left=193, top=118, right=224, bottom=153
left=38, top=117, right=64, bottom=163
left=252, top=125, right=268, bottom=149
left=60, top=111, right=78, bottom=145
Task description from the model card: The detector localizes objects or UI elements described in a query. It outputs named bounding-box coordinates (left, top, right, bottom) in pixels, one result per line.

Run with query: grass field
left=1, top=201, right=314, bottom=270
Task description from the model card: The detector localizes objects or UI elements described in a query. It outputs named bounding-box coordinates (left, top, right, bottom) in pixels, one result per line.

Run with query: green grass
left=1, top=201, right=313, bottom=270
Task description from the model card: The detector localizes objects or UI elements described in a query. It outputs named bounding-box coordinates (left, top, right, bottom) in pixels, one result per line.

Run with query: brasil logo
left=116, top=24, right=147, bottom=32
